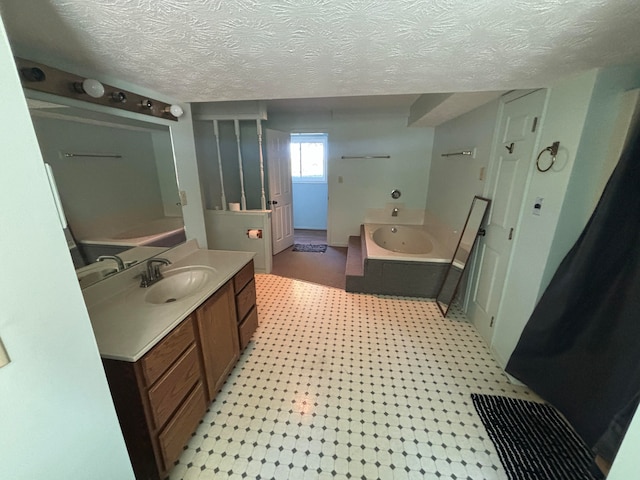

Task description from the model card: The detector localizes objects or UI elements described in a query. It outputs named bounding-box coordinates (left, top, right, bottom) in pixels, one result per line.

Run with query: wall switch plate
left=479, top=167, right=486, bottom=181
left=0, top=338, right=10, bottom=368
left=179, top=190, right=188, bottom=206
left=533, top=197, right=543, bottom=216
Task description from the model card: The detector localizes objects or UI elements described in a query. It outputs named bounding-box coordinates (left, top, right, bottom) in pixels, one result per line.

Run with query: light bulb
left=164, top=104, right=184, bottom=118
left=111, top=91, right=127, bottom=103
left=82, top=78, right=105, bottom=98
left=20, top=67, right=46, bottom=82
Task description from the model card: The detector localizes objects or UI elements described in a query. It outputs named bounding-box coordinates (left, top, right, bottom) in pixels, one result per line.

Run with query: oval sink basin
left=144, top=266, right=216, bottom=305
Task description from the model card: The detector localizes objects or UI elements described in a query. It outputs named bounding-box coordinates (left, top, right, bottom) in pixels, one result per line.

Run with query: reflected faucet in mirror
left=97, top=255, right=125, bottom=271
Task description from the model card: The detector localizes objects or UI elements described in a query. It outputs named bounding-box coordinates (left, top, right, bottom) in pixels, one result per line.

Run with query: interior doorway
left=290, top=133, right=328, bottom=232
left=270, top=132, right=347, bottom=289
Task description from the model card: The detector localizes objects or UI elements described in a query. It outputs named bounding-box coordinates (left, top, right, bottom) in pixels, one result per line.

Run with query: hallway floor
left=169, top=275, right=535, bottom=480
left=271, top=230, right=347, bottom=290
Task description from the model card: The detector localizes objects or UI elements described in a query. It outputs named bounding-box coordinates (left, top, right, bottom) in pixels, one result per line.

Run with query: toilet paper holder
left=247, top=229, right=263, bottom=239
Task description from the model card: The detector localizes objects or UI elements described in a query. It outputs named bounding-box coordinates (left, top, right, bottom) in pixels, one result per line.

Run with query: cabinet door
left=196, top=281, right=240, bottom=402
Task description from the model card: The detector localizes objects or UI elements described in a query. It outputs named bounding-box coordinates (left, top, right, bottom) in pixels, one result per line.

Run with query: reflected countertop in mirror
left=76, top=246, right=167, bottom=288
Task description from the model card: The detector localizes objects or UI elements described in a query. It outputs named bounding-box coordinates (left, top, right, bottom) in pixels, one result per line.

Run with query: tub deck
left=345, top=231, right=366, bottom=293
left=346, top=224, right=450, bottom=298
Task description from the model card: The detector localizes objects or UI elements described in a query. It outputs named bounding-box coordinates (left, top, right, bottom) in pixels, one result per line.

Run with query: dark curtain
left=506, top=126, right=640, bottom=463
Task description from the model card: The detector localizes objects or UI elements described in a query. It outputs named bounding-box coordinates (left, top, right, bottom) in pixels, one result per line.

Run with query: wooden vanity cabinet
left=233, top=260, right=258, bottom=350
left=195, top=280, right=240, bottom=402
left=103, top=316, right=207, bottom=480
left=102, top=260, right=258, bottom=479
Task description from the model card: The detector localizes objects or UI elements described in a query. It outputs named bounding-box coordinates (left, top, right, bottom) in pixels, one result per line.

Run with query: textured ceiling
left=2, top=0, right=640, bottom=103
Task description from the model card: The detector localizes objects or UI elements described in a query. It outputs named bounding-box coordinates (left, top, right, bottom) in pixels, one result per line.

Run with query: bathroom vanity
left=83, top=241, right=258, bottom=480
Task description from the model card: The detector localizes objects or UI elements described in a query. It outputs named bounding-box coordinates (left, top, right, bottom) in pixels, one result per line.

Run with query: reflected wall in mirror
left=436, top=195, right=491, bottom=317
left=27, top=95, right=186, bottom=288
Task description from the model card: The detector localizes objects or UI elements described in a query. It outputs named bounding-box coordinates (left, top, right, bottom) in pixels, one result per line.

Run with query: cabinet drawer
left=239, top=306, right=258, bottom=351
left=235, top=279, right=256, bottom=322
left=148, top=343, right=201, bottom=429
left=233, top=260, right=255, bottom=293
left=141, top=317, right=195, bottom=386
left=158, top=381, right=207, bottom=472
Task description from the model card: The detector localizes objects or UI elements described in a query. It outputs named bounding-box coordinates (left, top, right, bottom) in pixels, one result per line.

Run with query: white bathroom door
left=266, top=129, right=294, bottom=255
left=469, top=89, right=546, bottom=343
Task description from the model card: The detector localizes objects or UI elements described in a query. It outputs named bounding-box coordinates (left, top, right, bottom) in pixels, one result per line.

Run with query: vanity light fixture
left=20, top=66, right=46, bottom=82
left=16, top=57, right=179, bottom=121
left=164, top=104, right=184, bottom=118
left=111, top=91, right=127, bottom=103
left=73, top=78, right=105, bottom=98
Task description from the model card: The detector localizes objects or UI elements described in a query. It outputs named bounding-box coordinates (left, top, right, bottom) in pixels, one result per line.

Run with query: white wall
left=204, top=210, right=272, bottom=273
left=268, top=112, right=434, bottom=246
left=293, top=182, right=328, bottom=230
left=0, top=17, right=134, bottom=479
left=168, top=102, right=208, bottom=247
left=427, top=99, right=500, bottom=231
left=608, top=405, right=640, bottom=479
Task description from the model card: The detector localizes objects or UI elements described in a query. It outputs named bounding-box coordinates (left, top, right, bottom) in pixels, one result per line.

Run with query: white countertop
left=84, top=240, right=255, bottom=362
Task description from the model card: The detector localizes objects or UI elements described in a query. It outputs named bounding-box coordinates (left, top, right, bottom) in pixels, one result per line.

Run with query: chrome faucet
left=96, top=255, right=125, bottom=271
left=139, top=258, right=172, bottom=287
left=392, top=207, right=399, bottom=217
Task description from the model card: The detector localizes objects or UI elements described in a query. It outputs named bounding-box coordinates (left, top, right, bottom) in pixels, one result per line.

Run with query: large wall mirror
left=26, top=91, right=185, bottom=288
left=436, top=195, right=491, bottom=317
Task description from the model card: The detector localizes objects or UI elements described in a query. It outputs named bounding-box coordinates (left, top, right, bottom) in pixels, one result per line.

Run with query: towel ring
left=536, top=141, right=560, bottom=173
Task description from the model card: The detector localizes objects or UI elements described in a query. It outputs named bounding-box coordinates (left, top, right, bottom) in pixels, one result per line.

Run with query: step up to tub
left=345, top=231, right=365, bottom=293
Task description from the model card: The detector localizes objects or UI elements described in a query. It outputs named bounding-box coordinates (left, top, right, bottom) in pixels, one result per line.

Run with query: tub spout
left=392, top=208, right=399, bottom=217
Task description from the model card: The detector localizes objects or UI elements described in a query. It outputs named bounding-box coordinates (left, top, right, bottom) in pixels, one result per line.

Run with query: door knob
left=505, top=143, right=515, bottom=154
left=267, top=200, right=278, bottom=205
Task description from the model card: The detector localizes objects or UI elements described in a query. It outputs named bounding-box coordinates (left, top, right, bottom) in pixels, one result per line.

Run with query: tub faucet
left=139, top=257, right=172, bottom=287
left=96, top=255, right=125, bottom=271
left=392, top=207, right=399, bottom=217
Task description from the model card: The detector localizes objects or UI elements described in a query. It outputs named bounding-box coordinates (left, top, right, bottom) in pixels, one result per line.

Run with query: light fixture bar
left=15, top=57, right=181, bottom=121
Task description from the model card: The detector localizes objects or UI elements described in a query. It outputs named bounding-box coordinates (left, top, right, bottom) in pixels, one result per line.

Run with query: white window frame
left=290, top=133, right=328, bottom=183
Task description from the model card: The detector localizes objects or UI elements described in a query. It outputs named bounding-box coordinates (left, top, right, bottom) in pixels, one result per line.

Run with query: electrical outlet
left=179, top=190, right=188, bottom=206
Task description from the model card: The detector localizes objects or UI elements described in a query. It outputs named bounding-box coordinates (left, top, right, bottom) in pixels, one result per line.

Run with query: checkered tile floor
left=169, top=274, right=534, bottom=480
